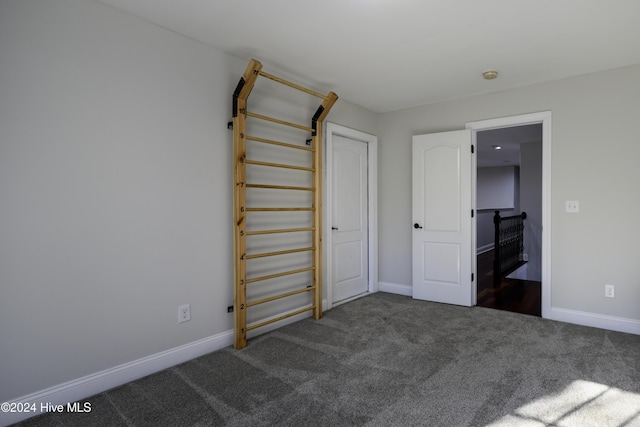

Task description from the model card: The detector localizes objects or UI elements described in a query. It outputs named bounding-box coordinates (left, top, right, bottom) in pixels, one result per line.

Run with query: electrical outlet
left=178, top=304, right=191, bottom=323
left=605, top=284, right=615, bottom=298
left=565, top=200, right=580, bottom=213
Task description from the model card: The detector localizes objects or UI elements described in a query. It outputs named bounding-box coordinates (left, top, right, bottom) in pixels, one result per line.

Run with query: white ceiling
left=477, top=124, right=541, bottom=168
left=96, top=0, right=640, bottom=113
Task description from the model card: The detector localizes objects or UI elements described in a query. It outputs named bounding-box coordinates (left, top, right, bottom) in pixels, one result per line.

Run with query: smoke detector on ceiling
left=483, top=70, right=499, bottom=80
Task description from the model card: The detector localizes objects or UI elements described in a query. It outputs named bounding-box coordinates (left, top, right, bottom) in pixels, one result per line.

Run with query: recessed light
left=492, top=145, right=502, bottom=150
left=483, top=70, right=499, bottom=80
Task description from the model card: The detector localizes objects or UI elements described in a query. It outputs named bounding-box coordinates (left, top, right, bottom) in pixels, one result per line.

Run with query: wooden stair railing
left=493, top=211, right=527, bottom=285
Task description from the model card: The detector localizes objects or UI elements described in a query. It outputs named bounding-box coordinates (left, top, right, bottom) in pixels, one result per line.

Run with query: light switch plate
left=565, top=201, right=580, bottom=213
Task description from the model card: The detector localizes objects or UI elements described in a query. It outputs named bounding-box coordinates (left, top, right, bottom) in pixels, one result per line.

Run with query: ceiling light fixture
left=483, top=70, right=499, bottom=80
left=492, top=145, right=502, bottom=150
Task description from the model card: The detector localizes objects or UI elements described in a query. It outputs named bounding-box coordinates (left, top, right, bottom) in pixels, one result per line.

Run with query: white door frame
left=324, top=123, right=378, bottom=310
left=466, top=111, right=552, bottom=318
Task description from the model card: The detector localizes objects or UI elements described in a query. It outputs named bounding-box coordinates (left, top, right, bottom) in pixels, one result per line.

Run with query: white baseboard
left=7, top=298, right=636, bottom=427
left=549, top=307, right=640, bottom=335
left=1, top=331, right=233, bottom=426
left=1, top=305, right=326, bottom=426
left=477, top=243, right=494, bottom=254
left=379, top=281, right=412, bottom=297
left=376, top=283, right=640, bottom=336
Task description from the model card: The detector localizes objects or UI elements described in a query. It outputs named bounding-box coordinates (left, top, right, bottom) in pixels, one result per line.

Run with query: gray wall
left=476, top=166, right=519, bottom=252
left=3, top=0, right=640, bottom=407
left=0, top=0, right=378, bottom=402
left=477, top=166, right=518, bottom=211
left=379, top=63, right=640, bottom=319
left=520, top=141, right=543, bottom=280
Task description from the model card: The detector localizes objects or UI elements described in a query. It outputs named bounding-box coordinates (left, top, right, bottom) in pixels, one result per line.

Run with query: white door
left=412, top=130, right=473, bottom=306
left=331, top=135, right=369, bottom=303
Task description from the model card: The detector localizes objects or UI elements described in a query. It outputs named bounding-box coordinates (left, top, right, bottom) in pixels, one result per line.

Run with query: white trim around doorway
left=324, top=123, right=379, bottom=311
left=466, top=111, right=552, bottom=319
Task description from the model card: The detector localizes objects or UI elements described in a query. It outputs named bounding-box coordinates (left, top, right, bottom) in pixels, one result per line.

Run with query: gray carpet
left=15, top=293, right=640, bottom=426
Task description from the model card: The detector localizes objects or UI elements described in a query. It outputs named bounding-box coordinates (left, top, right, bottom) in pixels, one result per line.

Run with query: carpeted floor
left=15, top=292, right=640, bottom=426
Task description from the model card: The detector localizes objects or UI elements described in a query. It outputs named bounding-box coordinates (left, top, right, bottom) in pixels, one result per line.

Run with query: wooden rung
left=258, top=70, right=329, bottom=100
left=246, top=285, right=315, bottom=308
left=245, top=159, right=314, bottom=172
left=246, top=111, right=314, bottom=133
left=233, top=58, right=338, bottom=349
left=246, top=207, right=315, bottom=212
left=246, top=183, right=314, bottom=191
left=246, top=227, right=314, bottom=236
left=246, top=305, right=315, bottom=332
left=246, top=266, right=315, bottom=284
left=246, top=246, right=314, bottom=259
left=247, top=135, right=314, bottom=152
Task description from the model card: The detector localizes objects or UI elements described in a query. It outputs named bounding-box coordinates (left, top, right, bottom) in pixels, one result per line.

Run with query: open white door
left=412, top=130, right=473, bottom=306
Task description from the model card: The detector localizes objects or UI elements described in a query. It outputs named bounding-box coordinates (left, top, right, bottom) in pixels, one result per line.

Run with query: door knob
left=414, top=223, right=423, bottom=229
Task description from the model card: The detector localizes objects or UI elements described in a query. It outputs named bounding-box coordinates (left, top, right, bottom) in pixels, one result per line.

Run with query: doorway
left=467, top=112, right=551, bottom=318
left=475, top=124, right=542, bottom=316
left=325, top=123, right=378, bottom=310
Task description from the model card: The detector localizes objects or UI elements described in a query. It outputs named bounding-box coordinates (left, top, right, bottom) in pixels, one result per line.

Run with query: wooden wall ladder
left=232, top=59, right=338, bottom=349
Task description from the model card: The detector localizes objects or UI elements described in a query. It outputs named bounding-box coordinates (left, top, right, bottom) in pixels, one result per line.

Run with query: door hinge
left=471, top=209, right=474, bottom=218
left=471, top=144, right=475, bottom=154
left=471, top=273, right=475, bottom=282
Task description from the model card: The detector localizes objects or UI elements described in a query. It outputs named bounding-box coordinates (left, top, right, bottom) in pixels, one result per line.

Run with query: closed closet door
left=331, top=135, right=369, bottom=303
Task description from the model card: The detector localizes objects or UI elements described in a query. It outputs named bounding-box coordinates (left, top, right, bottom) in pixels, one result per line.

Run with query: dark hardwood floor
left=477, top=250, right=541, bottom=317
